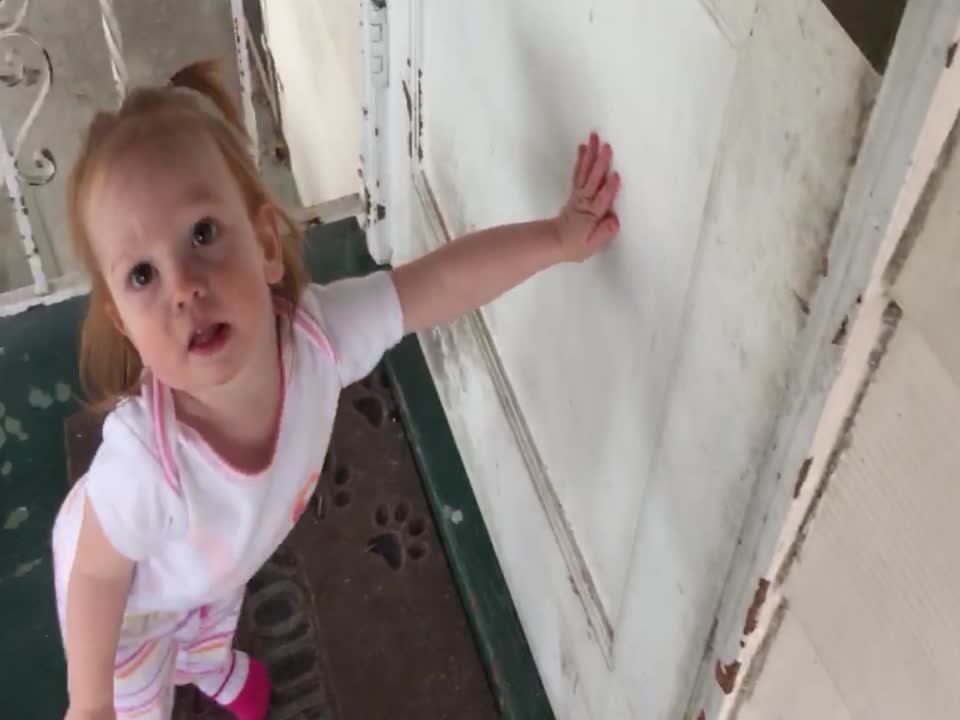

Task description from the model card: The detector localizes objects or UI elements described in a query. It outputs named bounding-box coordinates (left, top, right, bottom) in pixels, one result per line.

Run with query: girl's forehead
left=88, top=133, right=236, bottom=217
left=83, top=132, right=244, bottom=266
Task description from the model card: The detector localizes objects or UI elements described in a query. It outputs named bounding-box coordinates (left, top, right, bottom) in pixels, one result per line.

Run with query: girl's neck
left=173, top=322, right=285, bottom=473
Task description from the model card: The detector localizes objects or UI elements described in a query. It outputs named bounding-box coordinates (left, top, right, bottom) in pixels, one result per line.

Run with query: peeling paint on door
left=3, top=506, right=28, bottom=530
left=443, top=505, right=465, bottom=525
left=14, top=558, right=42, bottom=577
left=3, top=416, right=28, bottom=441
left=27, top=386, right=53, bottom=409
left=55, top=382, right=72, bottom=403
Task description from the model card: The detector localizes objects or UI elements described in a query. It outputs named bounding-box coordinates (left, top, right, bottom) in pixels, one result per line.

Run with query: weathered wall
left=736, top=109, right=960, bottom=720
left=260, top=0, right=360, bottom=207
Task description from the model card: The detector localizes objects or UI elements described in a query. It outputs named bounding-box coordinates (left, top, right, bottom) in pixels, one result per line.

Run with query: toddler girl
left=53, top=59, right=620, bottom=720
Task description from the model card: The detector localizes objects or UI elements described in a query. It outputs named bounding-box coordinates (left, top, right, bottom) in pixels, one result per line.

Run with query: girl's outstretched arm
left=393, top=132, right=621, bottom=335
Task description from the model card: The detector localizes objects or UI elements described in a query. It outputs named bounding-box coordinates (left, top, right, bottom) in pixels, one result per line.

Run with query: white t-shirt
left=52, top=272, right=403, bottom=615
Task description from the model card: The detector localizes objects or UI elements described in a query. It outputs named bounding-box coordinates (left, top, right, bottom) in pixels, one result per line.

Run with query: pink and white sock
left=199, top=651, right=271, bottom=720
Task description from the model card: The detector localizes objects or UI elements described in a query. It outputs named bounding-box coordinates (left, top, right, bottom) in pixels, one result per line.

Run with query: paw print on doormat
left=314, top=452, right=354, bottom=520
left=367, top=501, right=429, bottom=571
left=354, top=369, right=401, bottom=429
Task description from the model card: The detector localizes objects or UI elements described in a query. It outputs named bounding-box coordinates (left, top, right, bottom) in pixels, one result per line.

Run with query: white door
left=379, top=1, right=878, bottom=717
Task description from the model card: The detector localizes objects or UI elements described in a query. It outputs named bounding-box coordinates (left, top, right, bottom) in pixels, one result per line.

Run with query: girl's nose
left=172, top=264, right=207, bottom=310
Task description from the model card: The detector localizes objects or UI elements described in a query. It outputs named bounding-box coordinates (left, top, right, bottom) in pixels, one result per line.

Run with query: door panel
left=385, top=0, right=879, bottom=716
left=422, top=0, right=736, bottom=623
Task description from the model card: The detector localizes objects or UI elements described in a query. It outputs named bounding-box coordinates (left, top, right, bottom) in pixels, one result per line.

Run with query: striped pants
left=112, top=590, right=248, bottom=719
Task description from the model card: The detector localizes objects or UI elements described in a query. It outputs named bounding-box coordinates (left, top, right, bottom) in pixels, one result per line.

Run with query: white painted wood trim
left=0, top=272, right=89, bottom=317
left=243, top=15, right=280, bottom=130
left=686, top=3, right=960, bottom=718
left=230, top=0, right=259, bottom=164
left=696, top=0, right=751, bottom=45
left=289, top=193, right=364, bottom=227
left=402, top=0, right=615, bottom=664
left=414, top=171, right=616, bottom=663
left=359, top=0, right=390, bottom=263
left=727, top=53, right=960, bottom=720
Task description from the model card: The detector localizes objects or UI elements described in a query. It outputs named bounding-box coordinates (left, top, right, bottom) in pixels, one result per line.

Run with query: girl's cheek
left=121, top=286, right=161, bottom=325
left=210, top=233, right=234, bottom=264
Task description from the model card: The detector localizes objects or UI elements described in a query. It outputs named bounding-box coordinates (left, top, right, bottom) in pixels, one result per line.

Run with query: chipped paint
left=884, top=119, right=960, bottom=288
left=0, top=426, right=6, bottom=450
left=714, top=659, right=741, bottom=695
left=14, top=558, right=42, bottom=577
left=3, top=416, right=28, bottom=441
left=28, top=386, right=53, bottom=409
left=0, top=401, right=5, bottom=417
left=3, top=506, right=28, bottom=530
left=416, top=68, right=424, bottom=161
left=1, top=461, right=11, bottom=476
left=55, top=382, right=72, bottom=403
left=742, top=578, right=770, bottom=636
left=776, top=302, right=902, bottom=586
left=832, top=313, right=850, bottom=346
left=443, top=505, right=465, bottom=525
left=726, top=600, right=788, bottom=718
left=792, top=457, right=813, bottom=499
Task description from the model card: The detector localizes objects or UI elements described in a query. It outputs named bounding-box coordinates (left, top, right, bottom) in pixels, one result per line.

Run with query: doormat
left=64, top=366, right=498, bottom=720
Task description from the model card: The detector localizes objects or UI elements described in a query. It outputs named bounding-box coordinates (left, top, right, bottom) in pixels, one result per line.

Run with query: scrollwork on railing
left=0, top=0, right=128, bottom=298
left=0, top=0, right=56, bottom=187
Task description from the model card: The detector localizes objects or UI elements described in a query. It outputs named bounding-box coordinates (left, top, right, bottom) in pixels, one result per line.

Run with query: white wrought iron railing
left=1, top=0, right=364, bottom=318
left=1, top=0, right=55, bottom=298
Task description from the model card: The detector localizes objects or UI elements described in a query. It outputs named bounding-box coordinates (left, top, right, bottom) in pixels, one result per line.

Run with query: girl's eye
left=129, top=262, right=154, bottom=289
left=192, top=218, right=217, bottom=247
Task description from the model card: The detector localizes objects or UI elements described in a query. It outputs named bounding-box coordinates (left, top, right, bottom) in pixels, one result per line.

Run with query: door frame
left=686, top=2, right=960, bottom=717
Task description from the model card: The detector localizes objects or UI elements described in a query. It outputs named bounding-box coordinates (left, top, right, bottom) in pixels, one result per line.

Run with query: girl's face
left=86, top=131, right=284, bottom=395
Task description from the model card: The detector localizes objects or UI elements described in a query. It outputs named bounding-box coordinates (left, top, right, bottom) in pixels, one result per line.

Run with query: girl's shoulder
left=84, top=387, right=180, bottom=505
left=100, top=393, right=164, bottom=465
left=79, top=393, right=184, bottom=561
left=297, top=273, right=404, bottom=387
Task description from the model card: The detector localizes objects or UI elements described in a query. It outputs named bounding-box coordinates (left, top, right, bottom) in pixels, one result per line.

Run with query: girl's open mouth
left=188, top=323, right=231, bottom=354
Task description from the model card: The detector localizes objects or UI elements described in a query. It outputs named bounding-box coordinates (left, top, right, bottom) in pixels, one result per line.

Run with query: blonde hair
left=69, top=59, right=306, bottom=409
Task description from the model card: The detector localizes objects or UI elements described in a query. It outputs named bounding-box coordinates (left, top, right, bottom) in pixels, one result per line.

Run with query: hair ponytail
left=169, top=59, right=245, bottom=134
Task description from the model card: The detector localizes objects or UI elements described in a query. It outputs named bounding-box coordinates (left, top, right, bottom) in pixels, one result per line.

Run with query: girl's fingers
left=586, top=212, right=620, bottom=247
left=573, top=144, right=588, bottom=188
left=577, top=132, right=600, bottom=189
left=591, top=172, right=621, bottom=215
left=584, top=143, right=612, bottom=198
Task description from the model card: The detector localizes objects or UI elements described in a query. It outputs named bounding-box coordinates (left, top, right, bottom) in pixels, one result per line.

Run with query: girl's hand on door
left=553, top=131, right=621, bottom=263
left=391, top=131, right=622, bottom=334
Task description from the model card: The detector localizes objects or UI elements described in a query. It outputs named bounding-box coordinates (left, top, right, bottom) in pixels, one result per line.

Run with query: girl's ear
left=255, top=202, right=284, bottom=286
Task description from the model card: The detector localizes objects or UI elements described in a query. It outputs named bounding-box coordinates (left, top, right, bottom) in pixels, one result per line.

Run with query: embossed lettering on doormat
left=64, top=367, right=497, bottom=720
